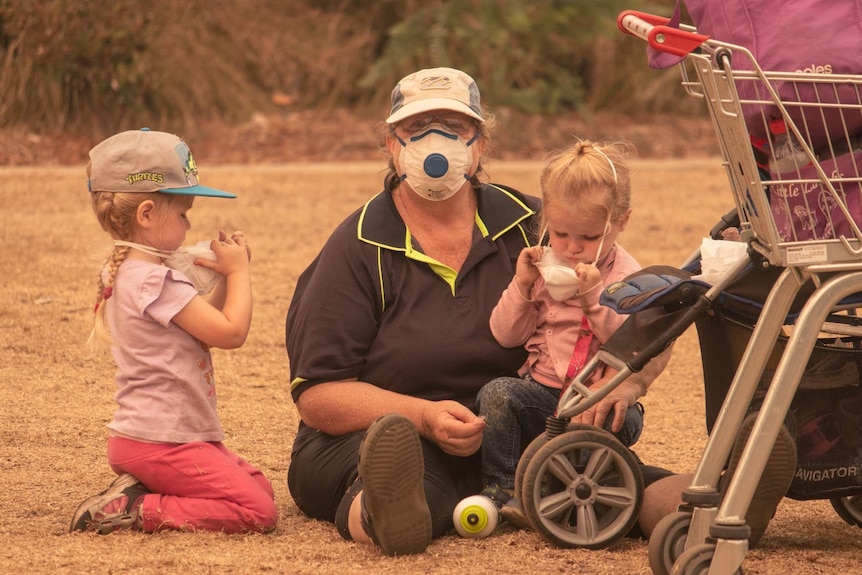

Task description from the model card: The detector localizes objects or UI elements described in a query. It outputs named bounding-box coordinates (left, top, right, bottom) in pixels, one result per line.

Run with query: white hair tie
left=592, top=147, right=618, bottom=186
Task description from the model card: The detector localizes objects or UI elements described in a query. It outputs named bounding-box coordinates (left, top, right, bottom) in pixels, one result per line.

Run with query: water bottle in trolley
left=768, top=118, right=810, bottom=174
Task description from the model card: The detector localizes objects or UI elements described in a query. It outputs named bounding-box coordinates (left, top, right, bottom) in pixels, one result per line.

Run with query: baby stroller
left=513, top=8, right=862, bottom=572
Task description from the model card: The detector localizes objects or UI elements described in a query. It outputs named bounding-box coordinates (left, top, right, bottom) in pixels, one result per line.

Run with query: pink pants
left=108, top=436, right=277, bottom=533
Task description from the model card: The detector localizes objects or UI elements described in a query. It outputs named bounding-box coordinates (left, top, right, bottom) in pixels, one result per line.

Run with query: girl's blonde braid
left=89, top=245, right=130, bottom=348
left=94, top=244, right=130, bottom=312
left=88, top=189, right=143, bottom=348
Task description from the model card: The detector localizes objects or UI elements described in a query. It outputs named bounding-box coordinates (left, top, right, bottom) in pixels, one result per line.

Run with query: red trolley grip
left=617, top=10, right=709, bottom=57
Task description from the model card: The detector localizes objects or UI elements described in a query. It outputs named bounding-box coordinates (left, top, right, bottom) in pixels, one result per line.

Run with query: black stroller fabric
left=602, top=261, right=862, bottom=500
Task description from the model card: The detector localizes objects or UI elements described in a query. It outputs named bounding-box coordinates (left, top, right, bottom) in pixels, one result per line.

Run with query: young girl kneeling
left=70, top=129, right=277, bottom=535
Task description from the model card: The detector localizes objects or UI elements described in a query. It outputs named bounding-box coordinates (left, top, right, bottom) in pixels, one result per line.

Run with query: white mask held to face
left=534, top=219, right=611, bottom=302
left=114, top=240, right=223, bottom=295
left=164, top=241, right=223, bottom=295
left=535, top=248, right=580, bottom=301
left=398, top=127, right=475, bottom=201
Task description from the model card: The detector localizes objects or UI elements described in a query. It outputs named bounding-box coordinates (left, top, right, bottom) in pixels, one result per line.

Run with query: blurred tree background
left=0, top=0, right=699, bottom=144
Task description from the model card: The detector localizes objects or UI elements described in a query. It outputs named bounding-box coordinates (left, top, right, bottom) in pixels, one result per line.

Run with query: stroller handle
left=617, top=10, right=709, bottom=57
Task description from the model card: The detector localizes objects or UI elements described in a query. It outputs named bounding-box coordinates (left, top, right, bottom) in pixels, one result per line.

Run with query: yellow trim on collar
left=289, top=377, right=307, bottom=392
left=404, top=229, right=459, bottom=295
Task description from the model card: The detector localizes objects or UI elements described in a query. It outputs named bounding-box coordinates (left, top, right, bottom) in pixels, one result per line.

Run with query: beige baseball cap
left=386, top=67, right=484, bottom=125
left=87, top=128, right=236, bottom=198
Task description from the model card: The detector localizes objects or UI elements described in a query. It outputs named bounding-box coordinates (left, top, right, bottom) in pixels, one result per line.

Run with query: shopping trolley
left=610, top=9, right=862, bottom=575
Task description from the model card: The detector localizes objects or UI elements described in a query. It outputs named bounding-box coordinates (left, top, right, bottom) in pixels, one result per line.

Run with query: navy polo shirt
left=286, top=183, right=540, bottom=439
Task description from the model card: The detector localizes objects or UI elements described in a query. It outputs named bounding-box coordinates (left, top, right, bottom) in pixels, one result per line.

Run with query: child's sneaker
left=358, top=414, right=432, bottom=556
left=479, top=484, right=513, bottom=509
left=723, top=411, right=797, bottom=548
left=480, top=484, right=532, bottom=530
left=499, top=497, right=532, bottom=530
left=69, top=473, right=149, bottom=534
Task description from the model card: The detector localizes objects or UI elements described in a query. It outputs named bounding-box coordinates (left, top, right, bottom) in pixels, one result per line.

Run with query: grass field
left=1, top=159, right=858, bottom=574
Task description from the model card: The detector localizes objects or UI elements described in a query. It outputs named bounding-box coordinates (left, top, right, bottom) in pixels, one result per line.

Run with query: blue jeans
left=477, top=375, right=644, bottom=489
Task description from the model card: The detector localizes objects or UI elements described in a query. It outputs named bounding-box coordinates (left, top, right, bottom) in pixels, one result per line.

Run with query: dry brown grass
left=1, top=159, right=858, bottom=574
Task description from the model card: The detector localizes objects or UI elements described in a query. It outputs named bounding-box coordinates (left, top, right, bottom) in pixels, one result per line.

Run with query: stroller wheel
left=514, top=423, right=592, bottom=503
left=520, top=427, right=643, bottom=549
left=672, top=543, right=743, bottom=575
left=830, top=495, right=862, bottom=527
left=648, top=510, right=692, bottom=575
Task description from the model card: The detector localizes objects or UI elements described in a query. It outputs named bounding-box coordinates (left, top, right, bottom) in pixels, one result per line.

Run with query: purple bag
left=768, top=150, right=862, bottom=242
left=654, top=1, right=862, bottom=154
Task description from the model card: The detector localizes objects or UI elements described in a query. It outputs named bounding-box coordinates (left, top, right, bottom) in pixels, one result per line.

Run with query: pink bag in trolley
left=682, top=0, right=862, bottom=154
left=650, top=0, right=862, bottom=242
left=769, top=150, right=862, bottom=242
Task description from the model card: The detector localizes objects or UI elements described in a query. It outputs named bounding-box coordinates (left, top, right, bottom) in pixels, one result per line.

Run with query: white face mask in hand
left=533, top=219, right=610, bottom=302
left=114, top=240, right=223, bottom=295
left=398, top=127, right=475, bottom=201
left=535, top=248, right=580, bottom=301
left=163, top=241, right=222, bottom=295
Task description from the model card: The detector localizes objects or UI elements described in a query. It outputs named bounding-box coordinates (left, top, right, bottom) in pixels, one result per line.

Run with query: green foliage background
left=0, top=0, right=695, bottom=139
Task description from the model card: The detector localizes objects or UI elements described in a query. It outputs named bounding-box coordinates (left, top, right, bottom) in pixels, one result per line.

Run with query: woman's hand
left=420, top=400, right=486, bottom=457
left=571, top=377, right=644, bottom=432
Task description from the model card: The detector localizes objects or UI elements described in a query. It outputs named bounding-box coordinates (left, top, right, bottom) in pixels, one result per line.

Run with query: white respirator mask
left=534, top=221, right=610, bottom=302
left=114, top=240, right=223, bottom=295
left=398, top=127, right=475, bottom=201
left=535, top=248, right=581, bottom=302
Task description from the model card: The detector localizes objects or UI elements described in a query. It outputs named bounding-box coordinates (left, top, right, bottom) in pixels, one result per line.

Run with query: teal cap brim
left=160, top=185, right=236, bottom=199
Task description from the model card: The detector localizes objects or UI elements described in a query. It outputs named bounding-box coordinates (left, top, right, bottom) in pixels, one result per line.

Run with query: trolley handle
left=617, top=10, right=709, bottom=57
